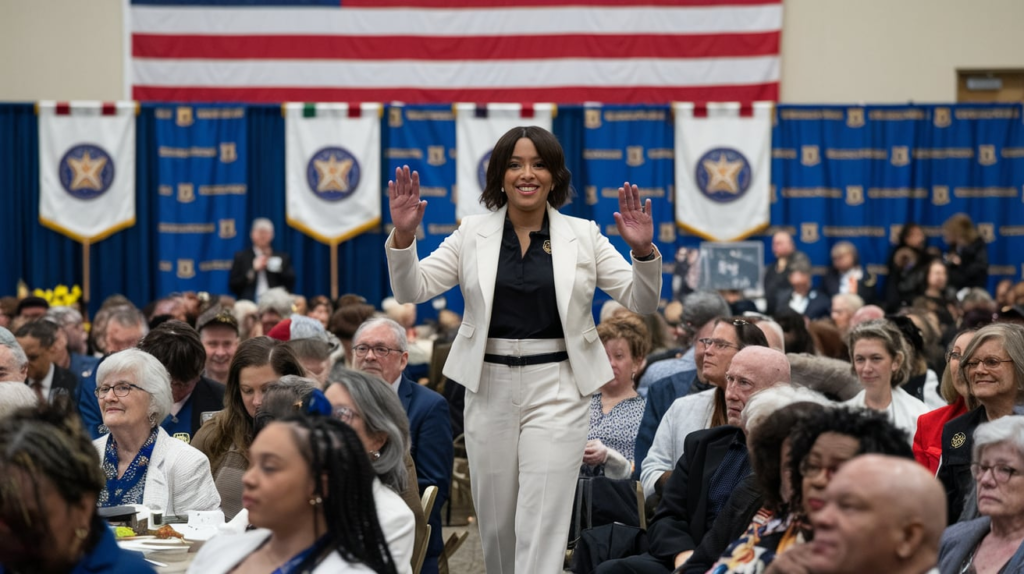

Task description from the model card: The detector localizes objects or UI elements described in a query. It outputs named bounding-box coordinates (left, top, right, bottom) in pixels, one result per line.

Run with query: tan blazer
left=386, top=204, right=662, bottom=396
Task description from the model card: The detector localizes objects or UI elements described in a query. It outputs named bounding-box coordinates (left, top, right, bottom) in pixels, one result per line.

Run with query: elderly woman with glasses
left=939, top=323, right=1024, bottom=524
left=93, top=349, right=220, bottom=516
left=843, top=319, right=928, bottom=444
left=939, top=416, right=1024, bottom=573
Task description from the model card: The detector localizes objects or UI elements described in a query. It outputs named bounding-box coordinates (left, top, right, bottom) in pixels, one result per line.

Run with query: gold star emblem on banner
left=67, top=151, right=107, bottom=190
left=314, top=154, right=353, bottom=192
left=702, top=153, right=743, bottom=194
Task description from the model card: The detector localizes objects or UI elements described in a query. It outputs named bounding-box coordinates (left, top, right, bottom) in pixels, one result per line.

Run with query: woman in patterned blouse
left=582, top=314, right=651, bottom=478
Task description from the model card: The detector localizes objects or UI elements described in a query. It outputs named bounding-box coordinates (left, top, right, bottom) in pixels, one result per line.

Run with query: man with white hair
left=0, top=327, right=28, bottom=383
left=831, top=293, right=864, bottom=336
left=228, top=218, right=296, bottom=301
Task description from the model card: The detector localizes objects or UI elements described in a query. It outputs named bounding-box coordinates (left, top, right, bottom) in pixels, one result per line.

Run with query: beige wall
left=2, top=0, right=1023, bottom=103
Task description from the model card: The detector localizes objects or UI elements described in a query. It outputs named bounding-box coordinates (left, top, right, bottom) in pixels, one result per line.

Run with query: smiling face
left=800, top=432, right=860, bottom=517
left=241, top=422, right=316, bottom=532
left=852, top=338, right=898, bottom=390
left=502, top=138, right=552, bottom=219
left=200, top=325, right=239, bottom=384
left=98, top=370, right=153, bottom=432
left=967, top=338, right=1017, bottom=407
left=239, top=363, right=279, bottom=418
left=701, top=321, right=740, bottom=387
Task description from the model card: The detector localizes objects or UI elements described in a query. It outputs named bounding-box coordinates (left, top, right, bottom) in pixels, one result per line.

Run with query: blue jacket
left=1, top=519, right=156, bottom=574
left=633, top=369, right=697, bottom=480
left=939, top=516, right=1024, bottom=574
left=76, top=356, right=106, bottom=439
left=398, top=373, right=453, bottom=574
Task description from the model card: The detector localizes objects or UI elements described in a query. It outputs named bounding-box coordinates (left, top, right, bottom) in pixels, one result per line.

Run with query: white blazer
left=187, top=529, right=375, bottom=574
left=94, top=427, right=221, bottom=516
left=386, top=204, right=662, bottom=396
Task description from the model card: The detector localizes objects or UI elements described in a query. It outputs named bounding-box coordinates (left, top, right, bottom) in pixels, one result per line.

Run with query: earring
left=75, top=527, right=89, bottom=540
left=308, top=496, right=323, bottom=506
left=501, top=187, right=505, bottom=194
left=371, top=450, right=382, bottom=460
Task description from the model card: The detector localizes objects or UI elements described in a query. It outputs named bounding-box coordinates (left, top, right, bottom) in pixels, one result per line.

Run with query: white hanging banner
left=674, top=101, right=773, bottom=241
left=455, top=103, right=554, bottom=221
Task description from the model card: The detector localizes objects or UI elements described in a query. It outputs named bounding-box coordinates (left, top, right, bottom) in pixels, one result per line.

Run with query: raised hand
left=388, top=165, right=426, bottom=248
left=612, top=181, right=654, bottom=257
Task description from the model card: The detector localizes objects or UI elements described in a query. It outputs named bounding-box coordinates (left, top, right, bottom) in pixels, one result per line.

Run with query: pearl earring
left=309, top=496, right=323, bottom=506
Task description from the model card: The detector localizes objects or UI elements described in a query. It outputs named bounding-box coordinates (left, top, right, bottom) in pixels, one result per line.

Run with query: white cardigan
left=94, top=427, right=221, bottom=516
left=187, top=529, right=375, bottom=574
left=843, top=386, right=929, bottom=445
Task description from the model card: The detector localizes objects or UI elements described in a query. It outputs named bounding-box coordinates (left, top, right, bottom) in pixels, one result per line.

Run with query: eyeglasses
left=732, top=318, right=752, bottom=327
left=332, top=406, right=361, bottom=425
left=963, top=357, right=1015, bottom=372
left=799, top=459, right=844, bottom=480
left=353, top=344, right=401, bottom=358
left=971, top=462, right=1020, bottom=483
left=946, top=351, right=963, bottom=363
left=94, top=382, right=148, bottom=398
left=698, top=338, right=738, bottom=351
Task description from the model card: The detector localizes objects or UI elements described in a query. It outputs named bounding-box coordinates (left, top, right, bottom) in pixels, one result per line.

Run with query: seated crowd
left=1, top=218, right=1024, bottom=574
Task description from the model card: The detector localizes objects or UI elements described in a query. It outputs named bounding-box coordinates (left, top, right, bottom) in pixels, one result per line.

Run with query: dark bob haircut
left=480, top=126, right=573, bottom=211
left=747, top=401, right=828, bottom=514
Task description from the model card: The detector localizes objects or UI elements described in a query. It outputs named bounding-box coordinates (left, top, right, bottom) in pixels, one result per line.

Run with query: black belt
left=483, top=351, right=569, bottom=367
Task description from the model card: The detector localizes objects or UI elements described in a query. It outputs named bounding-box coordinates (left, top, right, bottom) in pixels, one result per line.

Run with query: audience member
left=329, top=302, right=377, bottom=367
left=137, top=320, right=226, bottom=443
left=807, top=319, right=848, bottom=360
left=0, top=326, right=28, bottom=382
left=257, top=287, right=294, bottom=336
left=288, top=337, right=333, bottom=388
left=0, top=406, right=157, bottom=574
left=228, top=218, right=296, bottom=301
left=912, top=328, right=977, bottom=473
left=93, top=349, right=220, bottom=515
left=46, top=305, right=89, bottom=356
left=633, top=292, right=731, bottom=482
left=763, top=231, right=811, bottom=316
left=920, top=258, right=957, bottom=327
left=884, top=222, right=930, bottom=312
left=800, top=455, right=944, bottom=574
left=639, top=319, right=768, bottom=499
left=15, top=319, right=77, bottom=405
left=938, top=416, right=1024, bottom=573
left=583, top=315, right=650, bottom=478
left=352, top=317, right=452, bottom=574
left=939, top=323, right=1024, bottom=524
left=889, top=314, right=941, bottom=408
left=196, top=303, right=241, bottom=385
left=14, top=296, right=49, bottom=321
left=773, top=311, right=817, bottom=355
left=188, top=417, right=399, bottom=574
left=830, top=293, right=864, bottom=337
left=849, top=303, right=885, bottom=328
left=0, top=381, right=37, bottom=418
left=942, top=212, right=989, bottom=292
left=191, top=336, right=305, bottom=519
left=822, top=241, right=877, bottom=303
left=307, top=295, right=333, bottom=329
left=776, top=267, right=831, bottom=320
left=843, top=319, right=927, bottom=443
left=232, top=299, right=262, bottom=340
left=104, top=306, right=149, bottom=354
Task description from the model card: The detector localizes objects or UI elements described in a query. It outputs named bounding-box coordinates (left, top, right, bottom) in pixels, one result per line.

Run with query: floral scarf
left=98, top=427, right=159, bottom=507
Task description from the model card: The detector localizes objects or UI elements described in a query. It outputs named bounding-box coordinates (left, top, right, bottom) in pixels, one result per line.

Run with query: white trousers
left=465, top=338, right=591, bottom=574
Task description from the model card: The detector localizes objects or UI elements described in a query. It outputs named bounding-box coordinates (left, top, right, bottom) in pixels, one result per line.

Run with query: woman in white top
left=843, top=319, right=928, bottom=444
left=189, top=416, right=398, bottom=574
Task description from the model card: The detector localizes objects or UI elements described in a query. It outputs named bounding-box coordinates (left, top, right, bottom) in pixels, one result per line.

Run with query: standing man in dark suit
left=137, top=320, right=226, bottom=444
left=228, top=218, right=296, bottom=301
left=353, top=317, right=453, bottom=574
left=14, top=320, right=78, bottom=405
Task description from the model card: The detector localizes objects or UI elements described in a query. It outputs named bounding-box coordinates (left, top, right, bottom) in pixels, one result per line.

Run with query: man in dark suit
left=598, top=424, right=750, bottom=573
left=821, top=241, right=877, bottom=303
left=138, top=320, right=226, bottom=444
left=14, top=320, right=78, bottom=405
left=763, top=231, right=811, bottom=316
left=776, top=268, right=831, bottom=320
left=229, top=218, right=295, bottom=301
left=354, top=317, right=453, bottom=574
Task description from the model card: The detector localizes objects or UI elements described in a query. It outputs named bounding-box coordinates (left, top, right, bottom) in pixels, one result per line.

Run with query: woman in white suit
left=93, top=349, right=220, bottom=517
left=387, top=126, right=662, bottom=573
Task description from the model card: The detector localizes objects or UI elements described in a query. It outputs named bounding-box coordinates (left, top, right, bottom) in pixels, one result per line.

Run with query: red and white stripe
left=128, top=1, right=783, bottom=104
left=38, top=101, right=136, bottom=117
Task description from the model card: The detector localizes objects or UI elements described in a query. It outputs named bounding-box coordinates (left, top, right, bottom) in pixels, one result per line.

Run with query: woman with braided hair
left=0, top=406, right=155, bottom=573
left=188, top=415, right=398, bottom=574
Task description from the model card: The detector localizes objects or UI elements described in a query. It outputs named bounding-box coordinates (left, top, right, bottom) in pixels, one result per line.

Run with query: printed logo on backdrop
left=979, top=223, right=996, bottom=243
left=219, top=219, right=236, bottom=239
left=934, top=107, right=952, bottom=128
left=933, top=185, right=951, bottom=206
left=585, top=186, right=598, bottom=206
left=477, top=149, right=492, bottom=191
left=891, top=146, right=910, bottom=167
left=178, top=183, right=195, bottom=204
left=427, top=146, right=446, bottom=166
left=627, top=146, right=645, bottom=167
left=585, top=109, right=602, bottom=129
left=177, top=259, right=195, bottom=279
left=979, top=145, right=997, bottom=166
left=801, top=222, right=820, bottom=244
left=220, top=142, right=237, bottom=163
left=59, top=144, right=114, bottom=199
left=695, top=148, right=752, bottom=203
left=176, top=107, right=193, bottom=128
left=801, top=145, right=820, bottom=167
left=846, top=108, right=865, bottom=128
left=846, top=186, right=864, bottom=206
left=389, top=107, right=403, bottom=128
left=307, top=147, right=360, bottom=201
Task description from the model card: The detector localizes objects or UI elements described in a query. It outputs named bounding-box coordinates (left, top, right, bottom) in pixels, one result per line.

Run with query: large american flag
left=128, top=0, right=782, bottom=103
